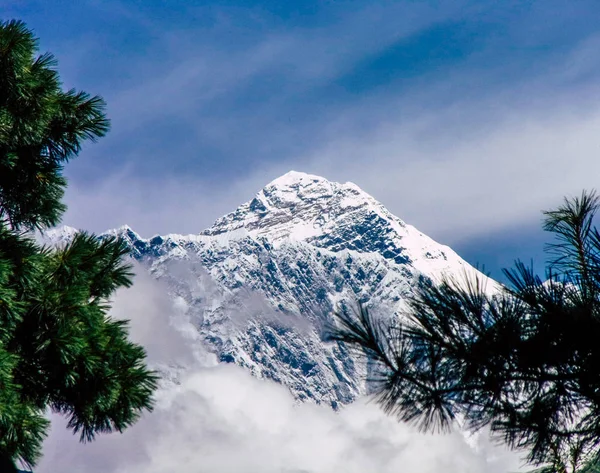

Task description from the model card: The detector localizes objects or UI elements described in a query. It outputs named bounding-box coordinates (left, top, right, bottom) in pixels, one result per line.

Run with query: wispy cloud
left=12, top=0, right=600, bottom=273
left=61, top=165, right=277, bottom=236
left=63, top=76, right=600, bottom=246
left=53, top=0, right=471, bottom=178
left=51, top=0, right=600, bottom=252
left=303, top=89, right=600, bottom=243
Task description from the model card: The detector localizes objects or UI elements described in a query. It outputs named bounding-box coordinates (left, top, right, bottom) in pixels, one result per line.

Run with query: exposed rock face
left=46, top=171, right=485, bottom=408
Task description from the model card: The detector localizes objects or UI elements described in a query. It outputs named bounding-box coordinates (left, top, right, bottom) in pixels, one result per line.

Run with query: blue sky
left=6, top=0, right=600, bottom=281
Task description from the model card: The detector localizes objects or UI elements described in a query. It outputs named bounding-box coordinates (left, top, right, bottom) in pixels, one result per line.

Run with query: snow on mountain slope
left=46, top=171, right=491, bottom=408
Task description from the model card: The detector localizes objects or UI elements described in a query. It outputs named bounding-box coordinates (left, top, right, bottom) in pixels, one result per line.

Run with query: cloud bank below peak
left=38, top=265, right=525, bottom=473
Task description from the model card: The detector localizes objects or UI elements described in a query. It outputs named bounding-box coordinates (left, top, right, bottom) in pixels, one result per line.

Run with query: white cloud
left=304, top=97, right=600, bottom=245
left=37, top=264, right=526, bottom=473
left=63, top=92, right=600, bottom=249
left=107, top=264, right=198, bottom=365
left=53, top=0, right=600, bottom=251
left=61, top=167, right=274, bottom=237
left=39, top=366, right=525, bottom=473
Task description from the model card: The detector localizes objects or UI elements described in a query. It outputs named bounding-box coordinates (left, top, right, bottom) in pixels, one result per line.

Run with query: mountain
left=45, top=171, right=488, bottom=408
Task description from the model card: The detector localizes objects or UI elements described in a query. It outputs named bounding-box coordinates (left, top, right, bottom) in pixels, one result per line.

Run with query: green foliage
left=327, top=190, right=600, bottom=472
left=0, top=19, right=109, bottom=231
left=0, top=20, right=157, bottom=470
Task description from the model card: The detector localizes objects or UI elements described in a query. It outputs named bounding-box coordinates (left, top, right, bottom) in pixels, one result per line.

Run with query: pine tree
left=0, top=20, right=157, bottom=471
left=327, top=190, right=600, bottom=472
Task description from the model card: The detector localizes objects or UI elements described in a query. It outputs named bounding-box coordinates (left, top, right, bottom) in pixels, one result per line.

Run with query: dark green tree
left=327, top=190, right=600, bottom=472
left=0, top=20, right=157, bottom=471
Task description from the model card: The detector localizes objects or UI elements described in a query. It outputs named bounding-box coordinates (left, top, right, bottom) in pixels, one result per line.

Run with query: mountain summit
left=204, top=170, right=473, bottom=278
left=204, top=170, right=371, bottom=240
left=47, top=172, right=487, bottom=407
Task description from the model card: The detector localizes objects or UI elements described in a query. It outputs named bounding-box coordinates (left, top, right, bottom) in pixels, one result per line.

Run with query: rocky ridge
left=46, top=171, right=486, bottom=407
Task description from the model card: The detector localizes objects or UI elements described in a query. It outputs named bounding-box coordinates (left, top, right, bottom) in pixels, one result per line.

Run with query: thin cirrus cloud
left=66, top=1, right=469, bottom=178
left=9, top=1, right=600, bottom=267
left=62, top=72, right=600, bottom=239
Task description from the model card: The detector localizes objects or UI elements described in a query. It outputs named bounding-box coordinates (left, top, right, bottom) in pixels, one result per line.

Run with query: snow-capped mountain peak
left=201, top=172, right=474, bottom=281
left=44, top=171, right=492, bottom=407
left=42, top=225, right=79, bottom=247
left=204, top=171, right=395, bottom=245
left=265, top=169, right=327, bottom=187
